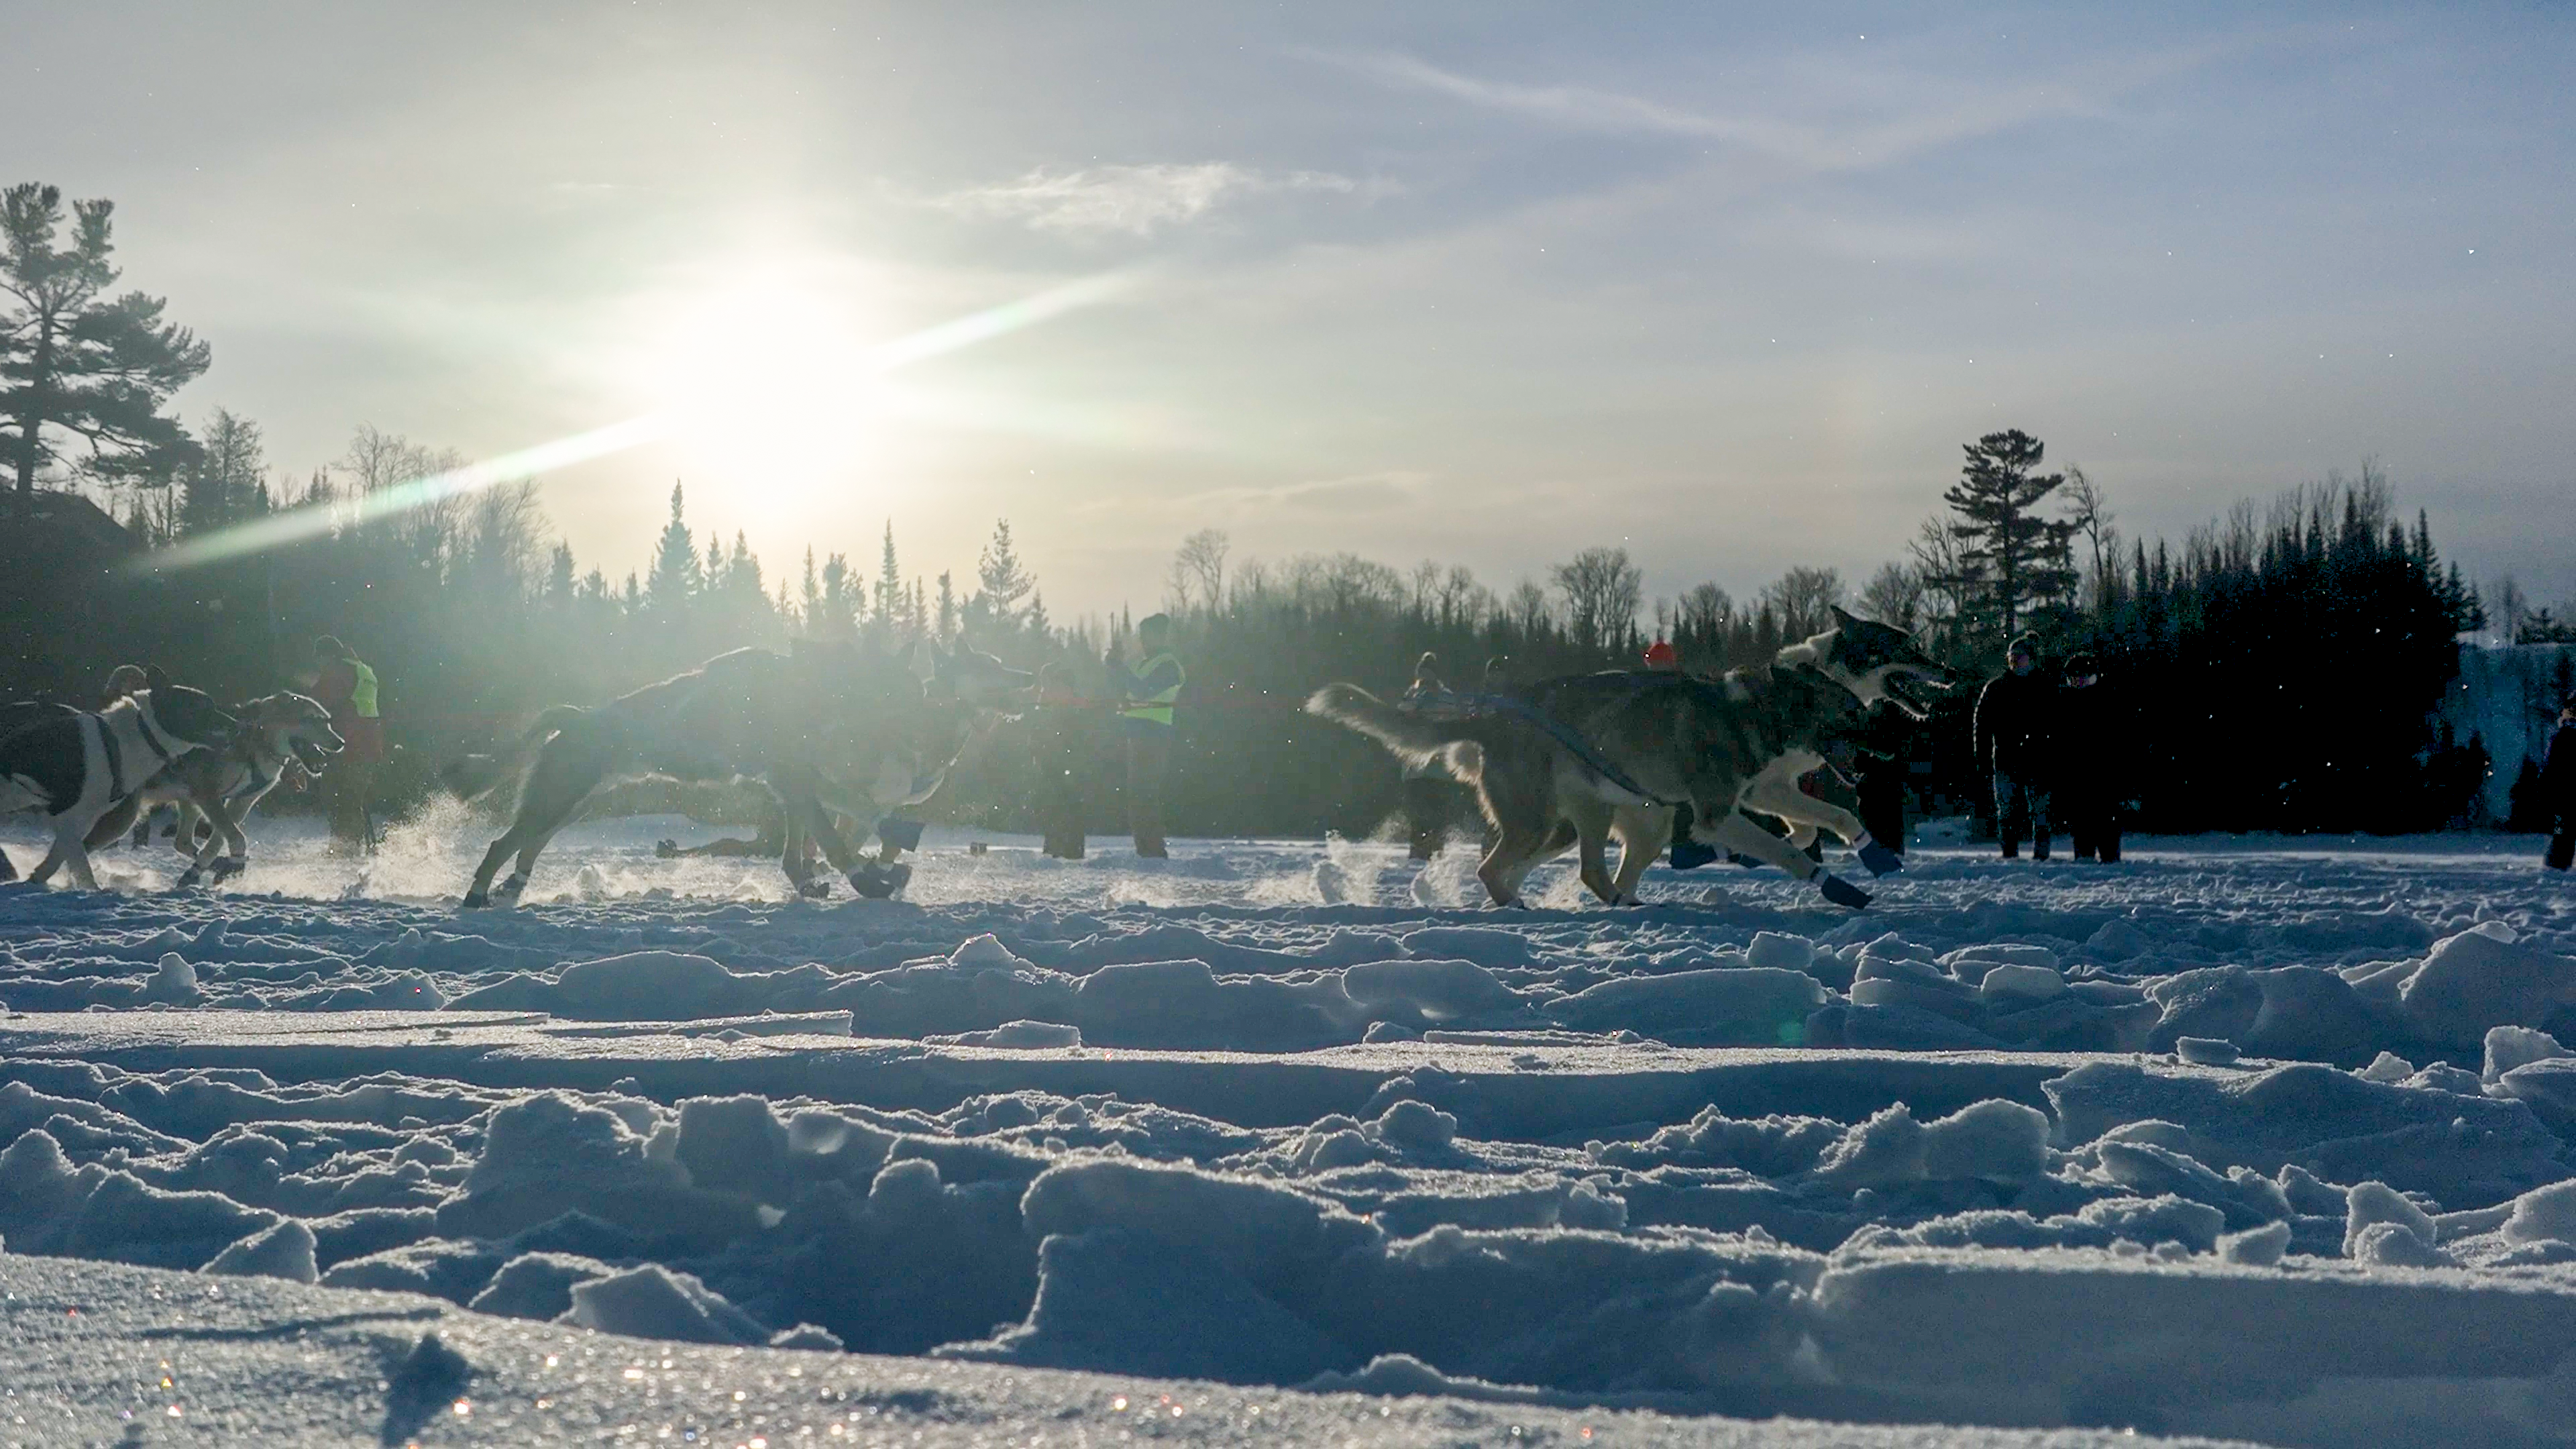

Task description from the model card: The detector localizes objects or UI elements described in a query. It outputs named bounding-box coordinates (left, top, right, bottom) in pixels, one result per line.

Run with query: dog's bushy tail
left=1303, top=683, right=1487, bottom=783
left=438, top=705, right=590, bottom=800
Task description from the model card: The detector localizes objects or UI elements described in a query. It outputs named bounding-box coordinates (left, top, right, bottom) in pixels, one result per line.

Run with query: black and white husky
left=86, top=692, right=343, bottom=888
left=0, top=668, right=237, bottom=890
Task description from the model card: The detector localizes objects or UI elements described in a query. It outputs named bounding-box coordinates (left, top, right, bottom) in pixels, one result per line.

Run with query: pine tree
left=3, top=183, right=210, bottom=515
left=873, top=521, right=902, bottom=633
left=544, top=542, right=576, bottom=607
left=936, top=570, right=957, bottom=646
left=800, top=547, right=822, bottom=634
left=645, top=482, right=698, bottom=616
left=1935, top=429, right=2078, bottom=645
left=974, top=517, right=1034, bottom=632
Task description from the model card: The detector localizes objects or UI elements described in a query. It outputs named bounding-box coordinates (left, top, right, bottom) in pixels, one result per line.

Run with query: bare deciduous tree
left=1550, top=546, right=1643, bottom=651
left=1760, top=565, right=1845, bottom=638
left=1167, top=527, right=1229, bottom=614
left=1857, top=561, right=1926, bottom=630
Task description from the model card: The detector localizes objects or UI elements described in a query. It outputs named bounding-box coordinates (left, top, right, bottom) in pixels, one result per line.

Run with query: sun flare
left=638, top=258, right=888, bottom=511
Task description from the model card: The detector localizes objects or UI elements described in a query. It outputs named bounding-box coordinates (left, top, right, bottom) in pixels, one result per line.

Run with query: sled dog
left=445, top=641, right=1028, bottom=908
left=85, top=693, right=343, bottom=888
left=0, top=668, right=237, bottom=890
left=1307, top=607, right=1949, bottom=909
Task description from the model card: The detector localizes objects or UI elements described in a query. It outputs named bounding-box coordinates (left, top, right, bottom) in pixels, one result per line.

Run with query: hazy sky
left=12, top=3, right=2573, bottom=620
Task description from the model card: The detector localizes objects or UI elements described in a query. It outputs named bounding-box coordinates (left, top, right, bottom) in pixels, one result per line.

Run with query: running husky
left=0, top=668, right=237, bottom=889
left=85, top=693, right=343, bottom=888
left=1308, top=607, right=1950, bottom=909
left=445, top=641, right=1028, bottom=908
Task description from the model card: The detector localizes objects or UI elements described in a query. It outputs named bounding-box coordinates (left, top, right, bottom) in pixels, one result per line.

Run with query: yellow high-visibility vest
left=350, top=659, right=380, bottom=718
left=1120, top=653, right=1183, bottom=727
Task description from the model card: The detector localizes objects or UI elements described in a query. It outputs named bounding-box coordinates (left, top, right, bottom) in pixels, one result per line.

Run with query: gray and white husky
left=86, top=692, right=344, bottom=888
left=444, top=640, right=1029, bottom=908
left=0, top=667, right=237, bottom=890
left=1308, top=607, right=1950, bottom=909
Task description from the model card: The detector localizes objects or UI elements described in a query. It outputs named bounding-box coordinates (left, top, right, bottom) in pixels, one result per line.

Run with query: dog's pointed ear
left=1829, top=604, right=1860, bottom=629
left=145, top=665, right=172, bottom=695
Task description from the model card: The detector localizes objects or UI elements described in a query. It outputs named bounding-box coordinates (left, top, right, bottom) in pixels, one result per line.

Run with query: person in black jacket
left=2053, top=650, right=2124, bottom=863
left=1974, top=633, right=2055, bottom=860
left=2546, top=692, right=2576, bottom=873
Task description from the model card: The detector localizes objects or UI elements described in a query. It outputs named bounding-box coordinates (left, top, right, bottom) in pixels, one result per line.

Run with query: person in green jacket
left=1114, top=614, right=1184, bottom=859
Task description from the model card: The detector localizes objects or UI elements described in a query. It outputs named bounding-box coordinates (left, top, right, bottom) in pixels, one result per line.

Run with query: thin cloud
left=1318, top=42, right=2241, bottom=175
left=932, top=162, right=1361, bottom=237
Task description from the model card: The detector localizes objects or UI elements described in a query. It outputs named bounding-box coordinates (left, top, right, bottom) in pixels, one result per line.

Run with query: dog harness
left=1410, top=687, right=1678, bottom=808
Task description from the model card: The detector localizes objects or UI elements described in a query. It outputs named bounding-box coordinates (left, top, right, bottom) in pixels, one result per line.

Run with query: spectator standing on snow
left=2053, top=651, right=2126, bottom=863
left=2545, top=692, right=2576, bottom=872
left=1974, top=633, right=2055, bottom=861
left=312, top=635, right=384, bottom=853
left=1114, top=613, right=1184, bottom=859
left=1645, top=639, right=1720, bottom=871
left=1032, top=660, right=1102, bottom=860
left=1849, top=702, right=1913, bottom=865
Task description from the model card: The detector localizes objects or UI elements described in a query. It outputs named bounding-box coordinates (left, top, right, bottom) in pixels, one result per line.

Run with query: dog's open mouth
left=1882, top=667, right=1949, bottom=718
left=291, top=738, right=341, bottom=773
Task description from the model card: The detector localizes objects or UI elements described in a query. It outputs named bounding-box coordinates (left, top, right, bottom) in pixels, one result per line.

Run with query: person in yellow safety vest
left=1114, top=612, right=1184, bottom=859
left=312, top=635, right=384, bottom=853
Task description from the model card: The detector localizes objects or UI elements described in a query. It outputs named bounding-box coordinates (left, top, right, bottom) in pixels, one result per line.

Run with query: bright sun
left=639, top=259, right=887, bottom=512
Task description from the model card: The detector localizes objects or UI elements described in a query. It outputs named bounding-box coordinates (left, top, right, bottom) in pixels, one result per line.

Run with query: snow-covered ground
left=6, top=811, right=2576, bottom=1448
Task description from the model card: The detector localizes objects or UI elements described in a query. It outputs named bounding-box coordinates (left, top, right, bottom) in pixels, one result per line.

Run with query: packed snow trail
left=5, top=814, right=2576, bottom=1447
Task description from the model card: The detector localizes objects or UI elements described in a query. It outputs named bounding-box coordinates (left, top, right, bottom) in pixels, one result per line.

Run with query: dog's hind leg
left=36, top=818, right=100, bottom=890
left=1606, top=805, right=1672, bottom=905
left=464, top=738, right=608, bottom=908
left=1566, top=799, right=1625, bottom=906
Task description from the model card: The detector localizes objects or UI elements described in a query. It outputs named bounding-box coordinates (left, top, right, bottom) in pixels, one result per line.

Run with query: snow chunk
left=2357, top=1052, right=2415, bottom=1083
left=950, top=933, right=1028, bottom=969
left=566, top=1263, right=769, bottom=1345
left=2400, top=929, right=2576, bottom=1047
left=2217, top=1220, right=2292, bottom=1267
left=1366, top=1099, right=1457, bottom=1154
left=1342, top=959, right=1525, bottom=1023
left=201, top=1219, right=319, bottom=1283
left=1979, top=963, right=2066, bottom=1003
left=553, top=950, right=759, bottom=1020
left=2344, top=1181, right=2440, bottom=1260
left=144, top=952, right=201, bottom=1004
left=2504, top=1181, right=2576, bottom=1245
left=1548, top=967, right=1823, bottom=1044
left=2176, top=1036, right=2240, bottom=1066
left=928, top=1020, right=1083, bottom=1049
left=2486, top=1026, right=2569, bottom=1085
left=1743, top=931, right=1813, bottom=973
left=1020, top=1157, right=1381, bottom=1293
left=936, top=1226, right=1354, bottom=1384
left=468, top=1251, right=615, bottom=1320
left=1813, top=1099, right=2050, bottom=1191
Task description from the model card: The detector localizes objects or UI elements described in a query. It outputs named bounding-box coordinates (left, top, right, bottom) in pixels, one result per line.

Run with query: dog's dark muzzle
left=293, top=736, right=343, bottom=773
left=1885, top=667, right=1953, bottom=715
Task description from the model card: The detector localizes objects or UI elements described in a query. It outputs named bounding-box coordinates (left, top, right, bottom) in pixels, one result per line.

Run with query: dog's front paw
left=796, top=875, right=834, bottom=899
left=1818, top=874, right=1871, bottom=910
left=211, top=856, right=246, bottom=881
left=847, top=863, right=906, bottom=899
left=1856, top=840, right=1905, bottom=877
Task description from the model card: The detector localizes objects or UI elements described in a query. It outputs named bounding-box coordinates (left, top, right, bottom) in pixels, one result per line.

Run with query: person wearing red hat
left=1644, top=639, right=1720, bottom=869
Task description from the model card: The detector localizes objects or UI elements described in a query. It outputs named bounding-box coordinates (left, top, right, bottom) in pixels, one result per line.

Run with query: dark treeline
left=3, top=181, right=2510, bottom=840
left=7, top=415, right=2500, bottom=841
